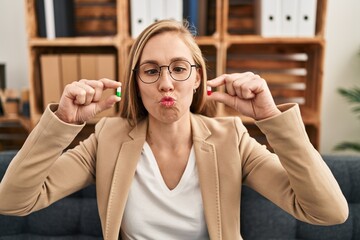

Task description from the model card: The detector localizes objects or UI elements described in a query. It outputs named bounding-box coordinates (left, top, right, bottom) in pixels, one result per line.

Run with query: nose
left=158, top=67, right=174, bottom=92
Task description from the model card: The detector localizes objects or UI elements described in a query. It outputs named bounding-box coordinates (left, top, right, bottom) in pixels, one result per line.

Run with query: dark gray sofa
left=0, top=151, right=359, bottom=239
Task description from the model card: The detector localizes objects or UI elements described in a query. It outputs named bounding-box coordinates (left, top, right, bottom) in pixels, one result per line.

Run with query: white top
left=120, top=142, right=209, bottom=240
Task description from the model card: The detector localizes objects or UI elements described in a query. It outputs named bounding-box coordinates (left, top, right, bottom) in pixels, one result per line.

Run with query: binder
left=183, top=0, right=199, bottom=34
left=130, top=0, right=150, bottom=38
left=79, top=54, right=117, bottom=118
left=164, top=0, right=183, bottom=21
left=35, top=0, right=47, bottom=37
left=53, top=0, right=75, bottom=37
left=36, top=0, right=75, bottom=38
left=60, top=54, right=79, bottom=89
left=44, top=0, right=55, bottom=39
left=256, top=0, right=281, bottom=37
left=149, top=0, right=164, bottom=24
left=280, top=0, right=298, bottom=37
left=79, top=54, right=97, bottom=80
left=96, top=55, right=117, bottom=118
left=297, top=0, right=317, bottom=37
left=40, top=55, right=62, bottom=108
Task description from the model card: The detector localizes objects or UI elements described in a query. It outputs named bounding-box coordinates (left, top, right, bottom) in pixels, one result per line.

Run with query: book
left=198, top=0, right=208, bottom=36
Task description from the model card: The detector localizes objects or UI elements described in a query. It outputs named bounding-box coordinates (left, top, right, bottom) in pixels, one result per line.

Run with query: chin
left=157, top=108, right=186, bottom=124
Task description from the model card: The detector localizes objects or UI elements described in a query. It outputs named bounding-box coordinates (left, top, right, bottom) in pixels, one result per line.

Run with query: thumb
left=95, top=95, right=121, bottom=115
left=208, top=91, right=237, bottom=108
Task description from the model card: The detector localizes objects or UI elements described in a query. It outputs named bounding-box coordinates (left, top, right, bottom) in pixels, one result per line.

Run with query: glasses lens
left=138, top=63, right=160, bottom=83
left=169, top=60, right=192, bottom=81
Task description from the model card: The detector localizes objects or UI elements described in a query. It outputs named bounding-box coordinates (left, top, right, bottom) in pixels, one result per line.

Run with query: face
left=137, top=32, right=200, bottom=124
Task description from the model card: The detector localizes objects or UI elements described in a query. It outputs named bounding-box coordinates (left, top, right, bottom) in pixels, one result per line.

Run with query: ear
left=194, top=68, right=202, bottom=89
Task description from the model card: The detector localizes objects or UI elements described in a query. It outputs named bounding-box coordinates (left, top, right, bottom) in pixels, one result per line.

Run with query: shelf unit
left=23, top=0, right=326, bottom=149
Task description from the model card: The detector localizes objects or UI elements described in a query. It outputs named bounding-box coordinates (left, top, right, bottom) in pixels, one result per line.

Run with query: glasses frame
left=133, top=60, right=198, bottom=84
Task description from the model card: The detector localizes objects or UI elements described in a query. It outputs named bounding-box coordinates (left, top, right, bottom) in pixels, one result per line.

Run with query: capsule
left=207, top=86, right=212, bottom=96
left=116, top=86, right=121, bottom=97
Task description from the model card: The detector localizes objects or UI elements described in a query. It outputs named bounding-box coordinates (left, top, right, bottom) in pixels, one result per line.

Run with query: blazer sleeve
left=240, top=103, right=348, bottom=225
left=0, top=104, right=103, bottom=216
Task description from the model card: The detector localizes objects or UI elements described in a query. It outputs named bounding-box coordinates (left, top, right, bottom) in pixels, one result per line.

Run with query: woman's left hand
left=207, top=72, right=281, bottom=121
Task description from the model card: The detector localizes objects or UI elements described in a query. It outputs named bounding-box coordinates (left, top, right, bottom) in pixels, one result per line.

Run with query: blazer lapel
left=191, top=114, right=222, bottom=239
left=104, top=120, right=147, bottom=240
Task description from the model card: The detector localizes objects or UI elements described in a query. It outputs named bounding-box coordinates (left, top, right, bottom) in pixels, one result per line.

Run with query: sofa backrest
left=241, top=154, right=360, bottom=240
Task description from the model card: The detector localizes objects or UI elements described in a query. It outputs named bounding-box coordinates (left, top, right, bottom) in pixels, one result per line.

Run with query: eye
left=172, top=66, right=187, bottom=73
left=144, top=68, right=159, bottom=75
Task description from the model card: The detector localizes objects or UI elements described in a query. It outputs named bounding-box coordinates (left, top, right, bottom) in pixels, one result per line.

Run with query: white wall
left=0, top=0, right=28, bottom=90
left=0, top=0, right=359, bottom=153
left=321, top=0, right=360, bottom=154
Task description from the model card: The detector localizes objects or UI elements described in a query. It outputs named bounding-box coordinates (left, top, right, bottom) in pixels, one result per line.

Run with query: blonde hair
left=120, top=19, right=215, bottom=126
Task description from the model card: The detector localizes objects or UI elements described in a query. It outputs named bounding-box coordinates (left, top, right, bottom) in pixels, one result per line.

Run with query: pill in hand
left=207, top=86, right=212, bottom=96
left=116, top=87, right=121, bottom=97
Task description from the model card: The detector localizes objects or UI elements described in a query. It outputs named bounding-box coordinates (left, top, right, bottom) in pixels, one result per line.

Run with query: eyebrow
left=139, top=57, right=190, bottom=65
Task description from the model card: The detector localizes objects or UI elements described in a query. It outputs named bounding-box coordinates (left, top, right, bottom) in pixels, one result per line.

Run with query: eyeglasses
left=133, top=60, right=198, bottom=84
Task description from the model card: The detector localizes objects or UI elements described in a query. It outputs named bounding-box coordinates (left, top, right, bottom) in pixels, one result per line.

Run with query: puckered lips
left=159, top=96, right=176, bottom=107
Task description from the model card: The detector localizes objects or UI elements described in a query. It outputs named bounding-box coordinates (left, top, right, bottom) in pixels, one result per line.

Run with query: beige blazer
left=0, top=103, right=348, bottom=240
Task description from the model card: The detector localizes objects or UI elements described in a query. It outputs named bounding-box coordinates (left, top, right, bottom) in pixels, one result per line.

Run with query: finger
left=95, top=94, right=121, bottom=114
left=206, top=74, right=228, bottom=87
left=75, top=81, right=96, bottom=105
left=67, top=85, right=86, bottom=105
left=240, top=75, right=266, bottom=99
left=232, top=79, right=252, bottom=99
left=81, top=80, right=104, bottom=102
left=98, top=78, right=122, bottom=90
left=207, top=91, right=239, bottom=109
left=230, top=73, right=262, bottom=99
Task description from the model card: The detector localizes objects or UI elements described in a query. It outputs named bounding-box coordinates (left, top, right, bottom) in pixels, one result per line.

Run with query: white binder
left=149, top=0, right=165, bottom=24
left=280, top=0, right=298, bottom=37
left=164, top=0, right=183, bottom=21
left=130, top=0, right=150, bottom=38
left=297, top=0, right=317, bottom=37
left=44, top=0, right=55, bottom=39
left=256, top=0, right=281, bottom=37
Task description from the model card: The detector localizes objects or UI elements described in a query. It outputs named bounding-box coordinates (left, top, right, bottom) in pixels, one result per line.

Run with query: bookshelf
left=23, top=0, right=326, bottom=149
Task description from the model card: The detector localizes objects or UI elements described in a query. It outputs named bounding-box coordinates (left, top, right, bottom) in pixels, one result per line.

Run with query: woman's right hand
left=55, top=78, right=121, bottom=124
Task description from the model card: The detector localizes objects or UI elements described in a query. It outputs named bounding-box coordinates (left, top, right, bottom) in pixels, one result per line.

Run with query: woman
left=0, top=20, right=348, bottom=240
